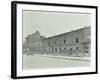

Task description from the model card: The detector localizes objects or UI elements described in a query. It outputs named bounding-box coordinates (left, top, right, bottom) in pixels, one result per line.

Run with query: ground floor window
left=55, top=48, right=57, bottom=52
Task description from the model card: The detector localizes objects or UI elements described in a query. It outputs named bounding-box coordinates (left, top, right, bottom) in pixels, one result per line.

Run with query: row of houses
left=23, top=26, right=91, bottom=57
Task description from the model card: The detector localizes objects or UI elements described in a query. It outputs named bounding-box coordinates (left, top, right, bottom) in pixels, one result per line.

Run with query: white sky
left=23, top=10, right=91, bottom=41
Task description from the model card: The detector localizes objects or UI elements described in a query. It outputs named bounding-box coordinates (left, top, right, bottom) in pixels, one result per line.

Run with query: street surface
left=23, top=54, right=90, bottom=70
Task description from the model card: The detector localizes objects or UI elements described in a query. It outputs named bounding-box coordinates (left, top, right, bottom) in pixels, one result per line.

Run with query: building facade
left=23, top=27, right=91, bottom=57
left=23, top=31, right=45, bottom=55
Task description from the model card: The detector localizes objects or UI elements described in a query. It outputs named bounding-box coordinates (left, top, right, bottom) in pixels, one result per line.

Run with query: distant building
left=23, top=31, right=45, bottom=55
left=23, top=27, right=91, bottom=57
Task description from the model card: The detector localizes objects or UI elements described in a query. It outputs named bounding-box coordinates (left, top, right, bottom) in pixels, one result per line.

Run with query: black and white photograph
left=11, top=1, right=97, bottom=79
left=22, top=10, right=91, bottom=69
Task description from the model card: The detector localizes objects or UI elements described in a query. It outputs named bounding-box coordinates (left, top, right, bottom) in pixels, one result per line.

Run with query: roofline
left=45, top=26, right=90, bottom=40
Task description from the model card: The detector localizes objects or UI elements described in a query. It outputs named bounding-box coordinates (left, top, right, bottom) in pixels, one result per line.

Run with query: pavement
left=36, top=54, right=91, bottom=61
left=23, top=54, right=90, bottom=69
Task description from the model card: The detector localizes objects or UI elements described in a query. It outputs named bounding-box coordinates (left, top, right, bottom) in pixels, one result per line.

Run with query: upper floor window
left=76, top=38, right=79, bottom=43
left=64, top=40, right=66, bottom=44
left=55, top=41, right=57, bottom=45
left=48, top=42, right=50, bottom=46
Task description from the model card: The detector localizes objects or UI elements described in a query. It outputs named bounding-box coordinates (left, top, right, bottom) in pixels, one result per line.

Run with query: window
left=70, top=48, right=72, bottom=55
left=35, top=49, right=37, bottom=52
left=46, top=48, right=48, bottom=52
left=64, top=40, right=66, bottom=44
left=55, top=48, right=57, bottom=52
left=85, top=51, right=89, bottom=53
left=85, top=45, right=89, bottom=49
left=59, top=48, right=61, bottom=53
left=49, top=48, right=50, bottom=52
left=52, top=48, right=54, bottom=53
left=64, top=48, right=66, bottom=50
left=48, top=42, right=50, bottom=46
left=55, top=41, right=57, bottom=45
left=64, top=48, right=66, bottom=52
left=76, top=47, right=79, bottom=50
left=70, top=48, right=72, bottom=51
left=76, top=38, right=79, bottom=43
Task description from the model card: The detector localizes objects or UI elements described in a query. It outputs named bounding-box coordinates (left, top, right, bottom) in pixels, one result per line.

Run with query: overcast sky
left=23, top=10, right=91, bottom=41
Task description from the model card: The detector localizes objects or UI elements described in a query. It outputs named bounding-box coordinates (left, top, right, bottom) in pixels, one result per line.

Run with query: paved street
left=23, top=54, right=90, bottom=70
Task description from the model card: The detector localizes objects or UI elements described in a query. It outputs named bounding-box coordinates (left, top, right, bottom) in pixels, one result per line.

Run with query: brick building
left=23, top=27, right=90, bottom=57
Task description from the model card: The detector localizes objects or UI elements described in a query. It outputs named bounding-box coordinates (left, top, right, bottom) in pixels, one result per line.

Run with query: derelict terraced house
left=23, top=26, right=91, bottom=57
